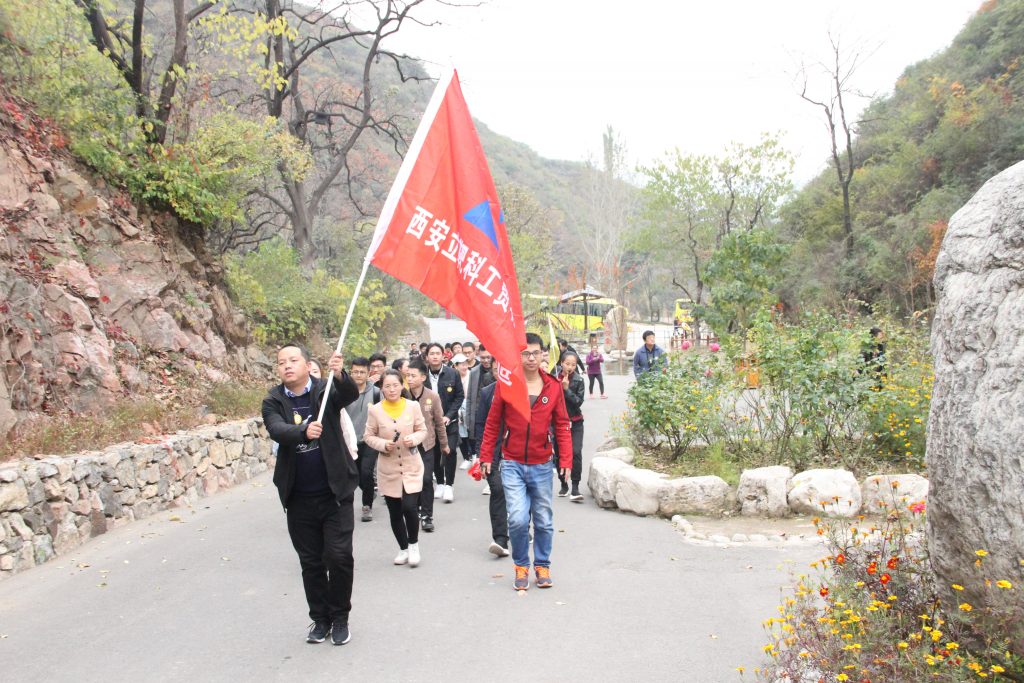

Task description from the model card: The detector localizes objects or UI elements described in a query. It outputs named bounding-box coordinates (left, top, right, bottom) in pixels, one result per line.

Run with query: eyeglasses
left=521, top=350, right=543, bottom=359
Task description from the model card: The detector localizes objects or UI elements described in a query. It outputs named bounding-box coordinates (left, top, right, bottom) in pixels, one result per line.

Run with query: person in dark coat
left=424, top=342, right=464, bottom=502
left=261, top=344, right=359, bottom=647
left=553, top=352, right=586, bottom=501
left=475, top=380, right=509, bottom=557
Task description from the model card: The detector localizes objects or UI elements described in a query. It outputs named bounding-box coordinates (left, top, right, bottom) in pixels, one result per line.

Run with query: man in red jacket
left=479, top=333, right=572, bottom=591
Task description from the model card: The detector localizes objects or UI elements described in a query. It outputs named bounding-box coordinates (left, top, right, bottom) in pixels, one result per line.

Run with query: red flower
left=909, top=501, right=926, bottom=514
left=835, top=553, right=846, bottom=565
left=820, top=586, right=829, bottom=598
left=887, top=557, right=899, bottom=570
left=867, top=562, right=878, bottom=575
left=880, top=573, right=892, bottom=585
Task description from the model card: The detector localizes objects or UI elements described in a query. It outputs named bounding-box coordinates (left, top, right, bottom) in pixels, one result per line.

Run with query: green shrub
left=224, top=238, right=388, bottom=356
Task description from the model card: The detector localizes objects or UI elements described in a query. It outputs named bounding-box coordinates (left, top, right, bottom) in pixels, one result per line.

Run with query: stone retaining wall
left=0, top=418, right=273, bottom=579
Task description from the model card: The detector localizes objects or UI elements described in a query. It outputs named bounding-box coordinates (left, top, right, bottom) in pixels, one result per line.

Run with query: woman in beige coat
left=364, top=369, right=428, bottom=567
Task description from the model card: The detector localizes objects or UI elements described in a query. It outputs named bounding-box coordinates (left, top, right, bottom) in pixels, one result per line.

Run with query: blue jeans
left=500, top=459, right=554, bottom=568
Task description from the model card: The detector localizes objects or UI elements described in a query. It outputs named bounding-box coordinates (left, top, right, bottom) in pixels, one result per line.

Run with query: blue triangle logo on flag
left=463, top=200, right=501, bottom=252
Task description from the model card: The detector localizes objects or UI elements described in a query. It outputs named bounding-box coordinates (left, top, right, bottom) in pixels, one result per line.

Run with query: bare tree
left=250, top=0, right=438, bottom=267
left=75, top=0, right=215, bottom=145
left=575, top=125, right=641, bottom=304
left=799, top=34, right=866, bottom=259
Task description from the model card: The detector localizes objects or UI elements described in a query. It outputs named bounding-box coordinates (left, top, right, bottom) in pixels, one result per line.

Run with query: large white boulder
left=861, top=474, right=929, bottom=514
left=658, top=476, right=734, bottom=517
left=787, top=469, right=862, bottom=517
left=587, top=457, right=631, bottom=509
left=737, top=466, right=792, bottom=517
left=598, top=447, right=636, bottom=465
left=928, top=159, right=1024, bottom=648
left=614, top=468, right=667, bottom=516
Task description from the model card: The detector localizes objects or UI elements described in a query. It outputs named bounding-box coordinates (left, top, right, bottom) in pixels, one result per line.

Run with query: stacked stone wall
left=0, top=418, right=273, bottom=579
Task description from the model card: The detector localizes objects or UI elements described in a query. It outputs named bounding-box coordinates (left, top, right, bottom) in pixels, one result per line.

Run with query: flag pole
left=314, top=255, right=372, bottom=424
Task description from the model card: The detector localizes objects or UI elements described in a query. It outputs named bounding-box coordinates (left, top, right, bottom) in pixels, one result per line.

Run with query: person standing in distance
left=585, top=343, right=606, bottom=399
left=403, top=358, right=449, bottom=532
left=424, top=342, right=463, bottom=502
left=478, top=333, right=572, bottom=591
left=633, top=330, right=666, bottom=378
left=262, top=344, right=359, bottom=646
left=364, top=370, right=428, bottom=567
left=476, top=345, right=496, bottom=389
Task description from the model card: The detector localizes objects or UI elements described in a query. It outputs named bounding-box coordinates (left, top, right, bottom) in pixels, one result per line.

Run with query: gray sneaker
left=307, top=620, right=331, bottom=644
left=331, top=621, right=351, bottom=646
left=361, top=506, right=372, bottom=522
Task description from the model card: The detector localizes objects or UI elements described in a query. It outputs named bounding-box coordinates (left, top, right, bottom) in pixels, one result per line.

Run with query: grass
left=633, top=442, right=749, bottom=486
left=1, top=382, right=268, bottom=461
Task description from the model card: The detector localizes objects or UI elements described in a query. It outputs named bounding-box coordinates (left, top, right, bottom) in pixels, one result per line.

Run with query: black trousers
left=459, top=436, right=476, bottom=461
left=435, top=424, right=459, bottom=486
left=554, top=419, right=585, bottom=485
left=588, top=373, right=605, bottom=395
left=488, top=455, right=508, bottom=546
left=418, top=445, right=436, bottom=517
left=356, top=442, right=377, bottom=507
left=384, top=489, right=420, bottom=549
left=285, top=492, right=354, bottom=624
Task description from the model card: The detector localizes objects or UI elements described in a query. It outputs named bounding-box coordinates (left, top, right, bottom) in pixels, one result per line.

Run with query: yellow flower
left=952, top=584, right=964, bottom=591
left=946, top=642, right=959, bottom=650
left=837, top=675, right=849, bottom=682
left=996, top=580, right=1013, bottom=589
left=959, top=603, right=973, bottom=611
left=735, top=666, right=745, bottom=674
left=897, top=641, right=909, bottom=650
left=976, top=549, right=989, bottom=557
left=991, top=665, right=1005, bottom=673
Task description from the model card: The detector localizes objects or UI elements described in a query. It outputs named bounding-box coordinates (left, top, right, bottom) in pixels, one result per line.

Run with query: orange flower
left=820, top=586, right=829, bottom=598
left=835, top=553, right=846, bottom=565
left=880, top=573, right=892, bottom=585
left=887, top=557, right=899, bottom=570
left=867, top=562, right=878, bottom=575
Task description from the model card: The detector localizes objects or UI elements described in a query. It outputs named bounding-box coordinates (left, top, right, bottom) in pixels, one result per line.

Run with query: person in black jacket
left=262, top=344, right=359, bottom=647
left=475, top=381, right=509, bottom=557
left=424, top=342, right=464, bottom=502
left=554, top=352, right=586, bottom=502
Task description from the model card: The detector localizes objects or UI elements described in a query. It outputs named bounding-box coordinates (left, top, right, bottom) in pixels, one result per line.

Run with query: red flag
left=368, top=69, right=529, bottom=420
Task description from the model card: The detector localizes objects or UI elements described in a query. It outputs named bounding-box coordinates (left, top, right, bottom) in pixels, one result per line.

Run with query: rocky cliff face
left=0, top=95, right=257, bottom=439
left=928, top=158, right=1024, bottom=650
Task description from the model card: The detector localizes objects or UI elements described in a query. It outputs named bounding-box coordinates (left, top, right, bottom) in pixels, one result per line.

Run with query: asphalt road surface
left=0, top=374, right=817, bottom=682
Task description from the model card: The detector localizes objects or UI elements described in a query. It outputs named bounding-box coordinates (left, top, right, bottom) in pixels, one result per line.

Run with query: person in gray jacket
left=633, top=330, right=666, bottom=378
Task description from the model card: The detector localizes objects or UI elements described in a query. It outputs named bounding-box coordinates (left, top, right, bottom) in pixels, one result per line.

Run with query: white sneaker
left=408, top=543, right=420, bottom=567
left=434, top=485, right=443, bottom=499
left=443, top=485, right=454, bottom=503
left=482, top=482, right=491, bottom=495
left=460, top=460, right=471, bottom=470
left=394, top=549, right=409, bottom=565
left=488, top=541, right=510, bottom=557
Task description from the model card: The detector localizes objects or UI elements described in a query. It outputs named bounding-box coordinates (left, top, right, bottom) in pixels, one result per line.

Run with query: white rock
left=708, top=534, right=731, bottom=544
left=737, top=466, right=792, bottom=517
left=598, top=447, right=635, bottom=464
left=749, top=534, right=769, bottom=543
left=731, top=533, right=749, bottom=543
left=787, top=469, right=862, bottom=517
left=586, top=457, right=631, bottom=509
left=861, top=474, right=929, bottom=513
left=614, top=468, right=667, bottom=516
left=658, top=475, right=735, bottom=517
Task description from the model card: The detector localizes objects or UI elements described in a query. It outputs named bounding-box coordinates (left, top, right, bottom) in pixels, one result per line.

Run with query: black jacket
left=555, top=369, right=585, bottom=421
left=262, top=372, right=360, bottom=510
left=427, top=365, right=464, bottom=424
left=474, top=382, right=502, bottom=460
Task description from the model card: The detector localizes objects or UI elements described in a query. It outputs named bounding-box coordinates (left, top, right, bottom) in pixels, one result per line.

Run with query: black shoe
left=422, top=516, right=435, bottom=532
left=558, top=482, right=569, bottom=497
left=307, top=620, right=331, bottom=644
left=570, top=487, right=584, bottom=503
left=331, top=621, right=351, bottom=646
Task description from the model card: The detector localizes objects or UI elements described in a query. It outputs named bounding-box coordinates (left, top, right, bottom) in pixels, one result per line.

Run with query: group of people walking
left=262, top=334, right=600, bottom=646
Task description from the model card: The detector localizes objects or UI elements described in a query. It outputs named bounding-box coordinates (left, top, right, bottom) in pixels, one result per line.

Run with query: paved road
left=0, top=375, right=816, bottom=682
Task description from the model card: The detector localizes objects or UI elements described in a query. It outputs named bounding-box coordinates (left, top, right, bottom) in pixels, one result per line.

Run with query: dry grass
left=1, top=382, right=268, bottom=461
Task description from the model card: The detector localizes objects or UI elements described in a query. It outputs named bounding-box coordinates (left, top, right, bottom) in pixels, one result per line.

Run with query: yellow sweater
left=382, top=398, right=405, bottom=420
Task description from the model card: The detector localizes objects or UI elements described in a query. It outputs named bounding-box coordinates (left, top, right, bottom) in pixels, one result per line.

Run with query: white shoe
left=460, top=460, right=471, bottom=470
left=408, top=543, right=420, bottom=567
left=482, top=482, right=491, bottom=495
left=488, top=541, right=510, bottom=557
left=443, top=485, right=454, bottom=503
left=434, top=485, right=443, bottom=499
left=394, top=549, right=409, bottom=565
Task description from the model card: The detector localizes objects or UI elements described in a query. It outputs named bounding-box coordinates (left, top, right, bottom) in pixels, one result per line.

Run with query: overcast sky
left=382, top=0, right=982, bottom=185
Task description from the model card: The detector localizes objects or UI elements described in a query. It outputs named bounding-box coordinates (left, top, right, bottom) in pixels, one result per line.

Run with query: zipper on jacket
left=524, top=423, right=531, bottom=464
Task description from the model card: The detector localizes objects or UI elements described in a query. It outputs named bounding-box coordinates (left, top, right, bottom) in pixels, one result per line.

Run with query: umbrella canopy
left=558, top=285, right=606, bottom=303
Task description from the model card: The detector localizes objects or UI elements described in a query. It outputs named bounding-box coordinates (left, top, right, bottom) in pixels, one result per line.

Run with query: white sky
left=383, top=0, right=982, bottom=185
